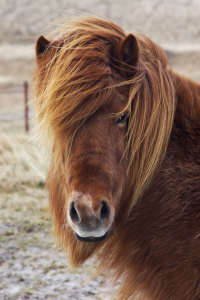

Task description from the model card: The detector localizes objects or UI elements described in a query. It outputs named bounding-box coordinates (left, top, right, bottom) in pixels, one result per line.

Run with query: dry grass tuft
left=0, top=132, right=47, bottom=192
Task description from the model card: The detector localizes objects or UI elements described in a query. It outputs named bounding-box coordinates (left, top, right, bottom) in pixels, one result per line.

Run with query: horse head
left=36, top=32, right=138, bottom=242
left=34, top=19, right=174, bottom=250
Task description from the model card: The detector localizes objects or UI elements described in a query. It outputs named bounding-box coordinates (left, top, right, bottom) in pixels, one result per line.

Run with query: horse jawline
left=75, top=231, right=108, bottom=242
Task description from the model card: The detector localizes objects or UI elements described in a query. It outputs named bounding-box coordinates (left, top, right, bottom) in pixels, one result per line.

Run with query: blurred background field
left=0, top=0, right=200, bottom=299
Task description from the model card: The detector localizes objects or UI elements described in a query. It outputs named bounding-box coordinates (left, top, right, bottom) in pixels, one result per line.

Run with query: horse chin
left=75, top=231, right=108, bottom=242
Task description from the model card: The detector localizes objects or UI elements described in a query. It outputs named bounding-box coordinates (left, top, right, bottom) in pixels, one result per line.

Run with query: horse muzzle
left=67, top=192, right=113, bottom=242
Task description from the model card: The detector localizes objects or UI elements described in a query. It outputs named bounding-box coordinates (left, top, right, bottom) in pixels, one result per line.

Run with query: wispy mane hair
left=33, top=17, right=176, bottom=250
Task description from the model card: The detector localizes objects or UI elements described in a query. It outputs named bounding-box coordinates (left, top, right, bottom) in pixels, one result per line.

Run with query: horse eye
left=115, top=112, right=128, bottom=125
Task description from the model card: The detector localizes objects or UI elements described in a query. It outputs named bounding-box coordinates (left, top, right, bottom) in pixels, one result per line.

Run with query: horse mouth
left=75, top=231, right=108, bottom=242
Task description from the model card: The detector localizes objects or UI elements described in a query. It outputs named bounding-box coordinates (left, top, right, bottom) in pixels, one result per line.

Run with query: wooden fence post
left=24, top=81, right=29, bottom=132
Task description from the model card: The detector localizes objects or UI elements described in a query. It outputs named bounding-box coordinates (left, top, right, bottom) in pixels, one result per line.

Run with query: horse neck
left=171, top=71, right=200, bottom=129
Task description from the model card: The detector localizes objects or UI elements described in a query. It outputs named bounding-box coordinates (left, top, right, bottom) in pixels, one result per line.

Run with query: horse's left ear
left=36, top=35, right=51, bottom=58
left=111, top=34, right=139, bottom=78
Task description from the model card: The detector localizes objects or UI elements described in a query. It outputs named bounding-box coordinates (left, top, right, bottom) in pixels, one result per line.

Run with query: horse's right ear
left=36, top=35, right=51, bottom=58
left=111, top=34, right=139, bottom=78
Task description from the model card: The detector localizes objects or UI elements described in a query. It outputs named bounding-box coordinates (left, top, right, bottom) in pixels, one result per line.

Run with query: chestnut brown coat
left=33, top=17, right=200, bottom=300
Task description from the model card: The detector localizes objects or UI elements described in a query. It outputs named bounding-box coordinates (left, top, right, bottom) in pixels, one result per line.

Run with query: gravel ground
left=0, top=188, right=117, bottom=300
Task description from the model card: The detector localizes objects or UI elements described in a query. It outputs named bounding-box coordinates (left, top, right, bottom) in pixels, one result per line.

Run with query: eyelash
left=115, top=112, right=128, bottom=125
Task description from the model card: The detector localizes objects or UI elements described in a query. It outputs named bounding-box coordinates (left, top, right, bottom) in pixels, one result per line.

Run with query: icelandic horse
left=33, top=17, right=200, bottom=299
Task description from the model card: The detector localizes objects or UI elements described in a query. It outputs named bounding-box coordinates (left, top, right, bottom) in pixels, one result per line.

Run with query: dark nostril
left=69, top=201, right=80, bottom=224
left=100, top=200, right=110, bottom=220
